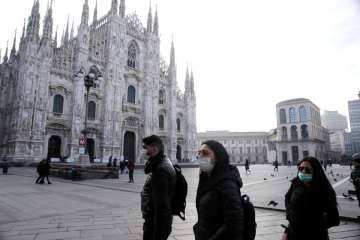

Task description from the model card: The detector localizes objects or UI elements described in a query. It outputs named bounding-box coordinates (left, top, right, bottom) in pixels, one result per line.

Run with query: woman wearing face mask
left=282, top=157, right=339, bottom=240
left=193, top=140, right=244, bottom=240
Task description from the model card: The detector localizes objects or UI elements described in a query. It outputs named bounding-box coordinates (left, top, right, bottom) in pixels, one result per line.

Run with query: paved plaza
left=0, top=164, right=359, bottom=240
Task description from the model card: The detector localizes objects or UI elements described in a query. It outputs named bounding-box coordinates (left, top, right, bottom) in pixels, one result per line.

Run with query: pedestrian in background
left=35, top=159, right=51, bottom=184
left=282, top=157, right=339, bottom=240
left=35, top=159, right=46, bottom=184
left=350, top=153, right=360, bottom=209
left=245, top=159, right=251, bottom=174
left=2, top=160, right=9, bottom=175
left=42, top=158, right=52, bottom=184
left=274, top=160, right=279, bottom=172
left=113, top=158, right=118, bottom=169
left=120, top=160, right=125, bottom=174
left=128, top=159, right=135, bottom=183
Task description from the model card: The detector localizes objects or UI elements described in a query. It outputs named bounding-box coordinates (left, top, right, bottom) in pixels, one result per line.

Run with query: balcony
left=47, top=112, right=71, bottom=125
left=122, top=102, right=142, bottom=115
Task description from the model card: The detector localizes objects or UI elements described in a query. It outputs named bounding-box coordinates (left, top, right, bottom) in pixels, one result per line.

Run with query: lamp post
left=79, top=66, right=103, bottom=157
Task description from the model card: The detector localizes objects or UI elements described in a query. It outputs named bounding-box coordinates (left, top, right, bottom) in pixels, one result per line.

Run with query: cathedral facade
left=0, top=0, right=197, bottom=164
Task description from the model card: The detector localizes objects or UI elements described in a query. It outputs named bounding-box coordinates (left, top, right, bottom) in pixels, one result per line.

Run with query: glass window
left=280, top=108, right=287, bottom=124
left=291, top=125, right=298, bottom=140
left=177, top=118, right=181, bottom=132
left=127, top=42, right=137, bottom=68
left=53, top=95, right=64, bottom=114
left=127, top=86, right=136, bottom=103
left=87, top=101, right=96, bottom=120
left=159, top=89, right=165, bottom=104
left=281, top=127, right=288, bottom=141
left=299, top=106, right=307, bottom=122
left=289, top=107, right=297, bottom=123
left=301, top=124, right=309, bottom=139
left=159, top=115, right=165, bottom=129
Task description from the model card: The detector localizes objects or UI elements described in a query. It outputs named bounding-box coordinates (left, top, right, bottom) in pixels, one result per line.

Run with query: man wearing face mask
left=141, top=135, right=176, bottom=240
left=194, top=140, right=245, bottom=240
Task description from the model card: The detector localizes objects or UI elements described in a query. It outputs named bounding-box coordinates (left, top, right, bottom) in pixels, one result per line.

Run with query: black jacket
left=37, top=160, right=50, bottom=176
left=194, top=164, right=244, bottom=240
left=285, top=178, right=340, bottom=240
left=141, top=153, right=176, bottom=240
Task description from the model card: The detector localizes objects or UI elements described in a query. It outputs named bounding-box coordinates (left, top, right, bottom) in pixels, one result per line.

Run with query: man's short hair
left=142, top=135, right=164, bottom=151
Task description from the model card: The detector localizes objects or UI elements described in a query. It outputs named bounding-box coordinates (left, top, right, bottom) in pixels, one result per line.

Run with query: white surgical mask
left=198, top=156, right=214, bottom=173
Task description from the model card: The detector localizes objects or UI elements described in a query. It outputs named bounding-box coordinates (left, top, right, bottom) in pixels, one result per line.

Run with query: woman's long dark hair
left=298, top=157, right=337, bottom=204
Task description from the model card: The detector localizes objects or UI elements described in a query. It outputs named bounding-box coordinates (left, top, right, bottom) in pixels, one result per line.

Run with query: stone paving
left=0, top=165, right=359, bottom=240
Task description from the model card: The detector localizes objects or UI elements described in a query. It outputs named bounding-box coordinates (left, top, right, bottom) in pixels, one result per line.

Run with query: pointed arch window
left=159, top=115, right=165, bottom=130
left=177, top=118, right=181, bottom=132
left=88, top=101, right=96, bottom=120
left=159, top=89, right=165, bottom=104
left=127, top=42, right=137, bottom=69
left=127, top=85, right=136, bottom=104
left=53, top=95, right=64, bottom=114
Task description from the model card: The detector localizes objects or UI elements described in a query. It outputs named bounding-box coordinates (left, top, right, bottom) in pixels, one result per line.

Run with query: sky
left=0, top=0, right=360, bottom=132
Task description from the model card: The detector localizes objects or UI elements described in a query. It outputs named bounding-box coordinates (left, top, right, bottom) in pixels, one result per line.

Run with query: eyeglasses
left=298, top=166, right=312, bottom=174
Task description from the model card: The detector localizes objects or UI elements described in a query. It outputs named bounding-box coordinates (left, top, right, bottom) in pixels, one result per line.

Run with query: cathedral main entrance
left=123, top=131, right=136, bottom=162
left=47, top=136, right=61, bottom=159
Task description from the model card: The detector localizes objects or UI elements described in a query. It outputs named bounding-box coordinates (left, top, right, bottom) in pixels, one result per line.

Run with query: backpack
left=241, top=194, right=257, bottom=240
left=172, top=164, right=188, bottom=220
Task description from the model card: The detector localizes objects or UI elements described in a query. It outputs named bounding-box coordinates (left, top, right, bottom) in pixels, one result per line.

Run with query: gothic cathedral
left=0, top=0, right=197, bottom=164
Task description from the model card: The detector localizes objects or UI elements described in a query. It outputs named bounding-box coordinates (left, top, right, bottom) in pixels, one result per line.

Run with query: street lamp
left=80, top=66, right=103, bottom=157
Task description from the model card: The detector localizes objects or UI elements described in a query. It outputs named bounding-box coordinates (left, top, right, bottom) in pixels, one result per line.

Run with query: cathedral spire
left=54, top=26, right=58, bottom=47
left=26, top=0, right=40, bottom=42
left=61, top=27, right=65, bottom=46
left=168, top=38, right=176, bottom=84
left=10, top=30, right=17, bottom=60
left=93, top=0, right=98, bottom=24
left=190, top=69, right=195, bottom=95
left=42, top=0, right=53, bottom=41
left=81, top=0, right=89, bottom=27
left=64, top=16, right=70, bottom=46
left=147, top=1, right=152, bottom=33
left=185, top=64, right=190, bottom=97
left=3, top=41, right=9, bottom=63
left=70, top=18, right=74, bottom=39
left=153, top=5, right=159, bottom=36
left=111, top=0, right=118, bottom=15
left=119, top=0, right=125, bottom=18
left=21, top=19, right=26, bottom=41
left=170, top=38, right=175, bottom=68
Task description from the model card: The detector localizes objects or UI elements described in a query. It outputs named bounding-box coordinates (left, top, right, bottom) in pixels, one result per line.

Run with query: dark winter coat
left=128, top=160, right=135, bottom=171
left=2, top=161, right=8, bottom=174
left=285, top=178, right=340, bottom=240
left=193, top=164, right=244, bottom=240
left=141, top=152, right=176, bottom=240
left=37, top=160, right=50, bottom=176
